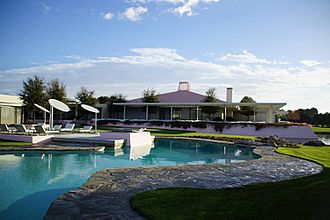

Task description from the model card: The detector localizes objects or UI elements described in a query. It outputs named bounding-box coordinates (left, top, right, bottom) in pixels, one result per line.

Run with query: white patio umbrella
left=81, top=104, right=99, bottom=132
left=34, top=103, right=50, bottom=124
left=48, top=99, right=70, bottom=130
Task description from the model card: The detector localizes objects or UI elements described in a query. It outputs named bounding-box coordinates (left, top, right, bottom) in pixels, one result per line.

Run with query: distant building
left=0, top=94, right=24, bottom=124
left=98, top=82, right=286, bottom=123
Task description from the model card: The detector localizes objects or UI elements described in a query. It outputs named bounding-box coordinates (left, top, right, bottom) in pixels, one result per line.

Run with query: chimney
left=178, top=82, right=191, bottom=91
left=226, top=88, right=233, bottom=103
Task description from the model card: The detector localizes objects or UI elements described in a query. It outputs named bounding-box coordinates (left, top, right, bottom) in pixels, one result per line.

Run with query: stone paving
left=45, top=142, right=322, bottom=220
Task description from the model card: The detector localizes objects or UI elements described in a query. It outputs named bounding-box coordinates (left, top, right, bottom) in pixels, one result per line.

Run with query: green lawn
left=0, top=140, right=32, bottom=146
left=131, top=145, right=330, bottom=220
left=312, top=126, right=330, bottom=134
left=147, top=128, right=255, bottom=140
left=277, top=145, right=330, bottom=168
left=98, top=126, right=256, bottom=142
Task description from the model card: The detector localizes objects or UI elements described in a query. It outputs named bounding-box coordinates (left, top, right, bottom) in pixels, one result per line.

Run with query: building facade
left=97, top=82, right=286, bottom=123
left=0, top=94, right=24, bottom=124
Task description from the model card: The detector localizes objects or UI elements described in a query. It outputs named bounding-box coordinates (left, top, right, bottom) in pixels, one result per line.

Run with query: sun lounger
left=52, top=124, right=62, bottom=131
left=15, top=124, right=34, bottom=134
left=7, top=125, right=17, bottom=132
left=37, top=122, right=45, bottom=127
left=132, top=128, right=146, bottom=133
left=0, top=124, right=11, bottom=133
left=60, top=124, right=75, bottom=132
left=34, top=125, right=59, bottom=134
left=78, top=126, right=93, bottom=133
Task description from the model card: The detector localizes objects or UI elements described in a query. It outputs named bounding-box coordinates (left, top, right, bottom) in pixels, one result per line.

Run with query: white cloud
left=1, top=48, right=329, bottom=112
left=300, top=59, right=321, bottom=67
left=126, top=0, right=219, bottom=16
left=42, top=3, right=50, bottom=14
left=172, top=0, right=219, bottom=16
left=65, top=55, right=84, bottom=60
left=217, top=50, right=288, bottom=65
left=120, top=6, right=148, bottom=21
left=100, top=12, right=114, bottom=20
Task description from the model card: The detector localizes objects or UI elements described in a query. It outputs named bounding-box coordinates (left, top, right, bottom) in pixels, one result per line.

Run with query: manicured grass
left=312, top=126, right=330, bottom=134
left=277, top=145, right=330, bottom=168
left=146, top=128, right=256, bottom=140
left=97, top=126, right=256, bottom=141
left=0, top=140, right=32, bottom=146
left=131, top=146, right=330, bottom=220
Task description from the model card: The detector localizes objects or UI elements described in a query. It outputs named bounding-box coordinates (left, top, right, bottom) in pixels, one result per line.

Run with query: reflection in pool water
left=0, top=138, right=259, bottom=220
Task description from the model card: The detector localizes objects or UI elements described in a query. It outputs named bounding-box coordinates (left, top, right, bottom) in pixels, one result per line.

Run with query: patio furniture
left=78, top=126, right=93, bottom=133
left=60, top=124, right=75, bottom=132
left=7, top=125, right=17, bottom=133
left=37, top=122, right=45, bottom=127
left=132, top=128, right=147, bottom=133
left=52, top=124, right=62, bottom=131
left=15, top=124, right=34, bottom=134
left=0, top=124, right=10, bottom=133
left=34, top=125, right=59, bottom=134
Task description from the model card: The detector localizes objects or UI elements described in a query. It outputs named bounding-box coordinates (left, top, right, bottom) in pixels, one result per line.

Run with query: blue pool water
left=0, top=138, right=258, bottom=219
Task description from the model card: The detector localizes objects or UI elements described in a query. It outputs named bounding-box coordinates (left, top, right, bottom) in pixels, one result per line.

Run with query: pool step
left=51, top=137, right=124, bottom=149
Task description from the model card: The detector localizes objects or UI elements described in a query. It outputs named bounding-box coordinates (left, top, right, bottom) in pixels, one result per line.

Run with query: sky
left=0, top=0, right=329, bottom=113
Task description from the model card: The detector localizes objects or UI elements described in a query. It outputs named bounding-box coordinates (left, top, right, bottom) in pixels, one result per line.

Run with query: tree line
left=19, top=76, right=99, bottom=121
left=18, top=76, right=259, bottom=121
left=284, top=108, right=330, bottom=127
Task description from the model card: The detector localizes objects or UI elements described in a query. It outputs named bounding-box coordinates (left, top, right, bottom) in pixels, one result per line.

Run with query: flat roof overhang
left=113, top=102, right=286, bottom=110
left=0, top=103, right=24, bottom=107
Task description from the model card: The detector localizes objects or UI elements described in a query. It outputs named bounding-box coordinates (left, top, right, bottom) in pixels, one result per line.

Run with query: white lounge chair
left=132, top=128, right=146, bottom=133
left=0, top=124, right=11, bottom=133
left=15, top=124, right=34, bottom=134
left=60, top=124, right=75, bottom=132
left=34, top=125, right=59, bottom=134
left=78, top=126, right=93, bottom=133
left=37, top=122, right=45, bottom=127
left=52, top=124, right=62, bottom=131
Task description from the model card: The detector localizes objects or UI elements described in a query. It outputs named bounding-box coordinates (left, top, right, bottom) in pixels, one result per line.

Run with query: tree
left=314, top=113, right=325, bottom=127
left=287, top=110, right=300, bottom=122
left=46, top=79, right=67, bottom=102
left=75, top=87, right=97, bottom=106
left=143, top=89, right=160, bottom=103
left=142, top=89, right=159, bottom=115
left=239, top=96, right=256, bottom=121
left=97, top=96, right=110, bottom=104
left=108, top=94, right=127, bottom=118
left=298, top=108, right=318, bottom=124
left=201, top=87, right=218, bottom=120
left=19, top=75, right=47, bottom=122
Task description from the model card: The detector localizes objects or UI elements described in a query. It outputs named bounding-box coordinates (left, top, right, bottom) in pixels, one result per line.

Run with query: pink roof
left=127, top=90, right=224, bottom=103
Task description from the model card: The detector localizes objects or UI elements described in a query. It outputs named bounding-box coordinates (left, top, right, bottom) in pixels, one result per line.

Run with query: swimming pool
left=0, top=138, right=259, bottom=220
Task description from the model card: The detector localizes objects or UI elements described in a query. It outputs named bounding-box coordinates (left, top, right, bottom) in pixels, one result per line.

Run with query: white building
left=0, top=94, right=24, bottom=124
left=98, top=82, right=286, bottom=123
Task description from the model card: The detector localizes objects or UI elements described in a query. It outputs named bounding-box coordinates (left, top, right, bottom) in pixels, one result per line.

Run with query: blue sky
left=0, top=0, right=329, bottom=112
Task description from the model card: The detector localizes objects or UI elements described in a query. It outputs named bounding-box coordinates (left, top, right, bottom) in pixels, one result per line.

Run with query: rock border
left=45, top=138, right=323, bottom=220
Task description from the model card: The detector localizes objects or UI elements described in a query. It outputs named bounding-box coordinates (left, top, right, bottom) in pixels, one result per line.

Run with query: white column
left=123, top=106, right=126, bottom=120
left=266, top=108, right=274, bottom=123
left=224, top=107, right=227, bottom=122
left=170, top=107, right=173, bottom=120
left=95, top=113, right=97, bottom=132
left=50, top=106, right=54, bottom=129
left=196, top=107, right=199, bottom=121
left=253, top=107, right=256, bottom=123
left=146, top=105, right=149, bottom=120
left=75, top=104, right=78, bottom=119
